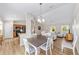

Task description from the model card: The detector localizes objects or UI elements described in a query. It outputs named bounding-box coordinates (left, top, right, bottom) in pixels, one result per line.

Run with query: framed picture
left=61, top=25, right=69, bottom=32
left=50, top=25, right=56, bottom=32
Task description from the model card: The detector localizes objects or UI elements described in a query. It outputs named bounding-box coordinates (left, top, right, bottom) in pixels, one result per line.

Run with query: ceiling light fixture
left=37, top=3, right=45, bottom=23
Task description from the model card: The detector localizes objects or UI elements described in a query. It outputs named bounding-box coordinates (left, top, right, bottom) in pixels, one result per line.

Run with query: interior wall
left=35, top=22, right=44, bottom=34
left=41, top=4, right=75, bottom=33
left=3, top=21, right=13, bottom=39
left=13, top=20, right=26, bottom=25
left=26, top=13, right=35, bottom=37
left=2, top=13, right=28, bottom=38
left=2, top=13, right=35, bottom=39
left=0, top=19, right=3, bottom=35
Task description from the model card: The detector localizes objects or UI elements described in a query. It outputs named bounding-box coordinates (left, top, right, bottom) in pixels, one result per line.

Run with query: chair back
left=23, top=38, right=30, bottom=53
left=46, top=37, right=53, bottom=49
left=51, top=32, right=55, bottom=37
left=41, top=31, right=46, bottom=35
left=73, top=31, right=78, bottom=48
left=19, top=34, right=27, bottom=46
left=46, top=32, right=52, bottom=38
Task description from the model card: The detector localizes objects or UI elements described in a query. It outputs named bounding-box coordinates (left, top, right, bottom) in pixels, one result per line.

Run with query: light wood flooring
left=0, top=38, right=78, bottom=55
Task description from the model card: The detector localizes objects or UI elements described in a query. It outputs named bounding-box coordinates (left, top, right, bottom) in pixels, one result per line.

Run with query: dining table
left=28, top=35, right=47, bottom=54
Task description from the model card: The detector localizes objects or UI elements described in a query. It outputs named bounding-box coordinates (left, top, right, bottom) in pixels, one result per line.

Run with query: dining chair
left=51, top=32, right=57, bottom=40
left=41, top=31, right=46, bottom=35
left=19, top=34, right=27, bottom=46
left=61, top=31, right=78, bottom=55
left=23, top=38, right=37, bottom=55
left=31, top=33, right=37, bottom=38
left=40, top=37, right=53, bottom=55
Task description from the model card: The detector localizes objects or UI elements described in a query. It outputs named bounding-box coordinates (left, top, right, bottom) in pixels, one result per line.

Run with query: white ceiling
left=0, top=3, right=76, bottom=21
left=43, top=4, right=76, bottom=24
left=0, top=3, right=66, bottom=17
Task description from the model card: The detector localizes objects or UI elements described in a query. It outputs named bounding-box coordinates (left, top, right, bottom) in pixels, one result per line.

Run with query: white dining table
left=28, top=35, right=47, bottom=54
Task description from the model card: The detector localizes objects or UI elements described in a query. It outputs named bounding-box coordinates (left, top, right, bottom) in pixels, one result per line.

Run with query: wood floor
left=0, top=38, right=78, bottom=55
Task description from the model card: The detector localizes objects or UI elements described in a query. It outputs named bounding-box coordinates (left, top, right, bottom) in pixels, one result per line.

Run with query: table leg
left=37, top=47, right=40, bottom=55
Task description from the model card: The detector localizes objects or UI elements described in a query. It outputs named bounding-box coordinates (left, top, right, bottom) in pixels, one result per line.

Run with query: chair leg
left=25, top=51, right=27, bottom=55
left=50, top=48, right=52, bottom=55
left=61, top=46, right=64, bottom=52
left=25, top=52, right=26, bottom=55
left=73, top=48, right=75, bottom=55
left=51, top=43, right=53, bottom=50
left=35, top=48, right=40, bottom=55
left=38, top=48, right=41, bottom=55
left=35, top=50, right=38, bottom=55
left=46, top=50, right=48, bottom=55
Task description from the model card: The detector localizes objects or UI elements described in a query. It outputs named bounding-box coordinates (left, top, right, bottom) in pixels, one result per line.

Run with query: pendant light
left=37, top=3, right=45, bottom=23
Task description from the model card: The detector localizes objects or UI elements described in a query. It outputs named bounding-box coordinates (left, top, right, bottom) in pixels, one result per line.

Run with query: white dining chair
left=41, top=31, right=46, bottom=35
left=19, top=34, right=27, bottom=46
left=31, top=33, right=37, bottom=38
left=23, top=38, right=37, bottom=55
left=61, top=31, right=78, bottom=55
left=40, top=37, right=53, bottom=55
left=42, top=32, right=51, bottom=38
left=51, top=32, right=57, bottom=40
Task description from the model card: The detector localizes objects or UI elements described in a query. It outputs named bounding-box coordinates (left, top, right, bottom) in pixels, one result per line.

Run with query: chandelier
left=37, top=3, right=45, bottom=23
